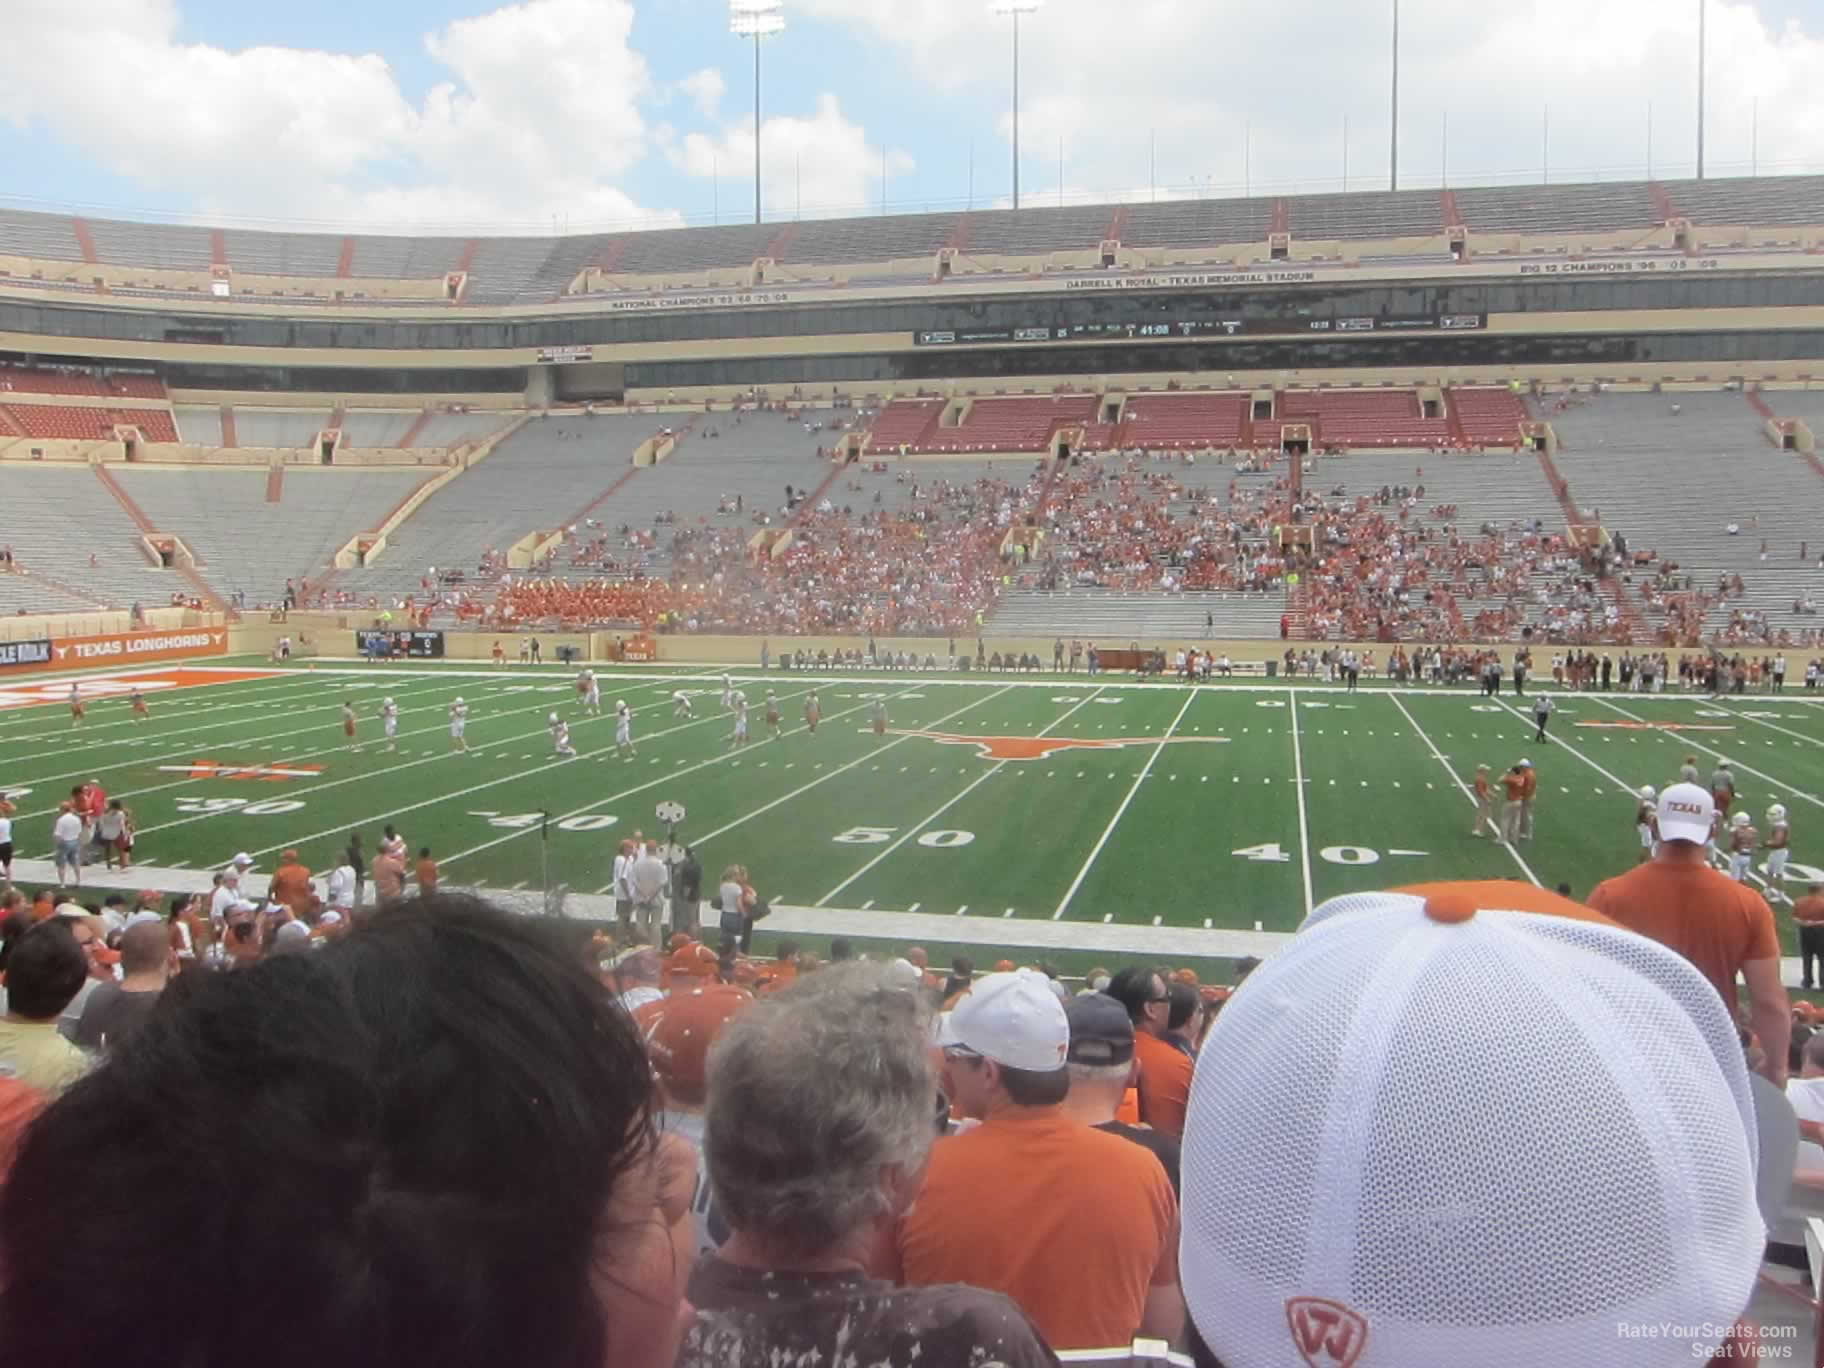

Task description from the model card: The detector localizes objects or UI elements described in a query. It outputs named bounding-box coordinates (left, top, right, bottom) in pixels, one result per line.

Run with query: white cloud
left=0, top=0, right=679, bottom=231
left=795, top=0, right=1824, bottom=198
left=677, top=67, right=727, bottom=120
left=670, top=93, right=915, bottom=218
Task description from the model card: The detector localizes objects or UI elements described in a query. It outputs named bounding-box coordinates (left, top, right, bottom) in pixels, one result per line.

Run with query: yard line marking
left=1003, top=908, right=1014, bottom=918
left=165, top=859, right=191, bottom=869
left=907, top=902, right=920, bottom=913
left=955, top=905, right=968, bottom=915
left=593, top=883, right=614, bottom=895
left=1714, top=702, right=1824, bottom=751
left=1387, top=694, right=1541, bottom=887
left=134, top=677, right=822, bottom=865
left=817, top=689, right=1108, bottom=908
left=1287, top=691, right=1316, bottom=916
left=691, top=689, right=1009, bottom=855
left=1589, top=698, right=1824, bottom=811
left=1053, top=689, right=1199, bottom=922
left=431, top=685, right=901, bottom=875
left=860, top=900, right=875, bottom=911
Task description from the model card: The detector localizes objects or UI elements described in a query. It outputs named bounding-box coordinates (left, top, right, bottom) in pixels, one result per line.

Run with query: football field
left=5, top=659, right=1823, bottom=973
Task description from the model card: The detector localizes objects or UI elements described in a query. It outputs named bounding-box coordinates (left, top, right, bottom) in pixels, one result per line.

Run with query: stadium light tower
left=730, top=0, right=785, bottom=224
left=990, top=0, right=1044, bottom=211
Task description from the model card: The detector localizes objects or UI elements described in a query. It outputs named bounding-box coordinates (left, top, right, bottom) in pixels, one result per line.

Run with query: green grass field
left=6, top=658, right=1823, bottom=971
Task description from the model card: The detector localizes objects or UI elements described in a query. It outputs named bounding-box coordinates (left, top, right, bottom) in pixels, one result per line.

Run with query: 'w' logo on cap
left=1285, top=1297, right=1369, bottom=1368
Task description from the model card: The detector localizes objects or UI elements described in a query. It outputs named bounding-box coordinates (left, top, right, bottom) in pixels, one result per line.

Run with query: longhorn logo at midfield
left=881, top=729, right=1230, bottom=762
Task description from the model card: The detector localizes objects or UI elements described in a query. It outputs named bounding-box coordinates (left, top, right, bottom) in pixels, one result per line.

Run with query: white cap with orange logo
left=1179, top=882, right=1760, bottom=1367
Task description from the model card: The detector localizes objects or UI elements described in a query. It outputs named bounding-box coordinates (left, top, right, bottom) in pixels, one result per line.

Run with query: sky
left=0, top=0, right=1821, bottom=236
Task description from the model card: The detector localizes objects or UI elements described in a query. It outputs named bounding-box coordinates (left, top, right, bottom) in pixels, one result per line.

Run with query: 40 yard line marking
left=1286, top=689, right=1316, bottom=915
left=1053, top=688, right=1199, bottom=922
left=818, top=688, right=1109, bottom=908
left=1386, top=693, right=1540, bottom=886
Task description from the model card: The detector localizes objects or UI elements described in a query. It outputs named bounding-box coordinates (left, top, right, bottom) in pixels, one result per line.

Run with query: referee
left=1532, top=693, right=1555, bottom=743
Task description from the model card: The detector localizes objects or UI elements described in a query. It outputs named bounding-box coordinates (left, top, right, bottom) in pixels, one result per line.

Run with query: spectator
left=51, top=802, right=83, bottom=886
left=629, top=841, right=669, bottom=943
left=1163, top=980, right=1202, bottom=1061
left=372, top=841, right=407, bottom=903
left=716, top=865, right=756, bottom=953
left=344, top=833, right=366, bottom=905
left=0, top=1076, right=44, bottom=1180
left=1059, top=992, right=1181, bottom=1196
left=54, top=911, right=116, bottom=1036
left=415, top=846, right=439, bottom=895
left=941, top=956, right=974, bottom=1008
left=1106, top=966, right=1195, bottom=1140
left=610, top=946, right=663, bottom=1014
left=269, top=850, right=314, bottom=919
left=672, top=844, right=703, bottom=937
left=752, top=938, right=799, bottom=995
left=1787, top=1032, right=1824, bottom=1186
left=647, top=981, right=753, bottom=1257
left=682, top=964, right=1057, bottom=1368
left=0, top=893, right=697, bottom=1368
left=0, top=920, right=89, bottom=1094
left=1588, top=783, right=1790, bottom=1083
left=1793, top=882, right=1824, bottom=991
left=1178, top=882, right=1762, bottom=1366
left=829, top=937, right=856, bottom=962
left=73, top=918, right=171, bottom=1051
left=326, top=854, right=358, bottom=917
left=885, top=969, right=1183, bottom=1351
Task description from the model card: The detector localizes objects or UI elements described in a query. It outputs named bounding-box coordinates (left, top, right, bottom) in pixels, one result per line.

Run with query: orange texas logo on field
left=881, top=729, right=1231, bottom=762
left=157, top=761, right=326, bottom=783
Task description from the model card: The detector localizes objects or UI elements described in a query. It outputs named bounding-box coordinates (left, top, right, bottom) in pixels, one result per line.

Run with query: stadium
left=3, top=0, right=1824, bottom=1362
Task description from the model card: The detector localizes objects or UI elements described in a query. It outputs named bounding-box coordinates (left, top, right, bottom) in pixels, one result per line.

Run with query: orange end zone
left=0, top=668, right=283, bottom=713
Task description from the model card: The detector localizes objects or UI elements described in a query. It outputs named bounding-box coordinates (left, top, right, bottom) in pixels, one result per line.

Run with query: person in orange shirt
left=414, top=847, right=439, bottom=895
left=751, top=938, right=799, bottom=996
left=1517, top=757, right=1539, bottom=841
left=1791, top=883, right=1824, bottom=991
left=1498, top=763, right=1528, bottom=844
left=1470, top=763, right=1498, bottom=838
left=1106, top=966, right=1195, bottom=1141
left=268, top=850, right=315, bottom=919
left=1589, top=783, right=1788, bottom=1084
left=887, top=969, right=1182, bottom=1352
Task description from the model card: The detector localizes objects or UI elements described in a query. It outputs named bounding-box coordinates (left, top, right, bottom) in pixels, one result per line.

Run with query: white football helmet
left=384, top=696, right=394, bottom=707
left=1731, top=811, right=1751, bottom=829
left=1768, top=804, right=1788, bottom=825
left=454, top=696, right=464, bottom=705
left=1639, top=785, right=1657, bottom=802
left=617, top=700, right=627, bottom=712
left=548, top=712, right=559, bottom=724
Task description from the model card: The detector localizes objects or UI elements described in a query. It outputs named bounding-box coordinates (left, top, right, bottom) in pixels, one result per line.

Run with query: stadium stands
left=1280, top=389, right=1451, bottom=449
left=335, top=410, right=418, bottom=447
left=173, top=405, right=224, bottom=446
left=0, top=366, right=166, bottom=400
left=1544, top=389, right=1820, bottom=644
left=114, top=466, right=428, bottom=606
left=864, top=399, right=945, bottom=452
left=232, top=409, right=329, bottom=448
left=2, top=406, right=179, bottom=442
left=5, top=173, right=1819, bottom=308
left=1121, top=392, right=1249, bottom=449
left=1448, top=386, right=1530, bottom=447
left=410, top=411, right=518, bottom=447
left=0, top=466, right=168, bottom=605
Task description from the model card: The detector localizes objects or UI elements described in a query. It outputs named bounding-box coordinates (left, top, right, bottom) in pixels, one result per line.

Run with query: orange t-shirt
left=1501, top=772, right=1526, bottom=801
left=269, top=863, right=313, bottom=912
left=1520, top=769, right=1538, bottom=799
left=1588, top=860, right=1780, bottom=1013
left=1133, top=1030, right=1194, bottom=1141
left=1474, top=773, right=1490, bottom=800
left=0, top=1076, right=45, bottom=1180
left=415, top=857, right=438, bottom=892
left=1793, top=894, right=1824, bottom=928
left=887, top=1109, right=1178, bottom=1352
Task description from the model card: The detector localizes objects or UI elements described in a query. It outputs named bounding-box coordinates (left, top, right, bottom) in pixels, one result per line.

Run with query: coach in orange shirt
left=1107, top=966, right=1195, bottom=1141
left=887, top=969, right=1182, bottom=1351
left=1589, top=782, right=1789, bottom=1084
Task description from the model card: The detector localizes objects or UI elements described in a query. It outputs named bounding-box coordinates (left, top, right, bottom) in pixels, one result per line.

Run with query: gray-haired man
left=678, top=964, right=1057, bottom=1368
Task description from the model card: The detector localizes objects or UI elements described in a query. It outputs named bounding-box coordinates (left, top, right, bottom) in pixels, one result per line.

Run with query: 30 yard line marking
left=1052, top=688, right=1199, bottom=921
left=1286, top=690, right=1316, bottom=915
left=1387, top=693, right=1541, bottom=887
left=818, top=688, right=1108, bottom=908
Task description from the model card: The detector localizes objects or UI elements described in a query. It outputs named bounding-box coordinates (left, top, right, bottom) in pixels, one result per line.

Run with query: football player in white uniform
left=1764, top=804, right=1792, bottom=903
left=1726, top=811, right=1756, bottom=883
left=380, top=696, right=400, bottom=752
left=552, top=716, right=577, bottom=759
left=729, top=693, right=750, bottom=748
left=764, top=690, right=782, bottom=740
left=614, top=700, right=635, bottom=759
left=720, top=674, right=735, bottom=712
left=448, top=696, right=469, bottom=753
left=580, top=670, right=602, bottom=715
left=1635, top=785, right=1658, bottom=863
left=673, top=690, right=695, bottom=719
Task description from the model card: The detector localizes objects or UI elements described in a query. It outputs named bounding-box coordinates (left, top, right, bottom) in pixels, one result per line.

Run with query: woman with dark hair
left=0, top=893, right=695, bottom=1368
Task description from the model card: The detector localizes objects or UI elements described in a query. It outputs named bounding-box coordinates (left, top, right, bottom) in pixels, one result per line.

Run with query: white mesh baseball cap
left=1182, top=882, right=1761, bottom=1368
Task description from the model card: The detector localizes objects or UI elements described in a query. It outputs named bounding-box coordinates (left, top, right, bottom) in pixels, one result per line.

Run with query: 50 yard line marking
left=1053, top=688, right=1199, bottom=921
left=1286, top=689, right=1316, bottom=915
left=817, top=688, right=1108, bottom=908
left=1387, top=693, right=1540, bottom=886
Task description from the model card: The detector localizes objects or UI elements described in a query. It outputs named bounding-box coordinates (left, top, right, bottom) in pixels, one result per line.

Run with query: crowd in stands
left=0, top=827, right=1796, bottom=1365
